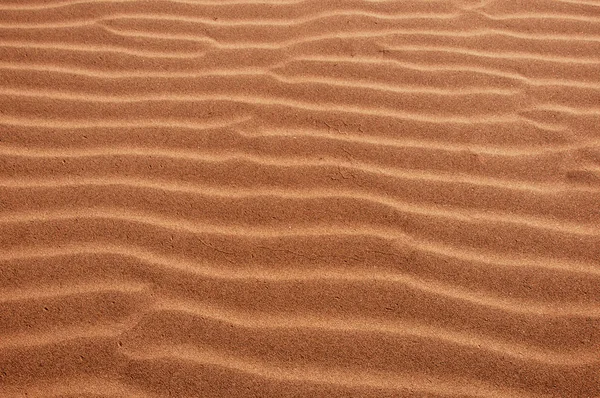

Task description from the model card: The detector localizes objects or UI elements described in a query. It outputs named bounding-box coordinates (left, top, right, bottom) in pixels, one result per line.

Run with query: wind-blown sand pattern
left=1, top=0, right=600, bottom=396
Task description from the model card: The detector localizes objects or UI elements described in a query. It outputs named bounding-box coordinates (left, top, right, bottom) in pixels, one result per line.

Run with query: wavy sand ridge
left=1, top=0, right=600, bottom=397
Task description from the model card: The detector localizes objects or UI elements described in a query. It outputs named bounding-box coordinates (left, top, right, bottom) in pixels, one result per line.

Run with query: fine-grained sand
left=1, top=0, right=600, bottom=397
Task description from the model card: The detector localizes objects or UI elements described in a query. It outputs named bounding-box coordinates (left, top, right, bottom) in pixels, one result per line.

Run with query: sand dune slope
left=1, top=0, right=600, bottom=397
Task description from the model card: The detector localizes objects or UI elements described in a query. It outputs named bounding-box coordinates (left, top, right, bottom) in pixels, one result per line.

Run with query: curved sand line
left=0, top=175, right=598, bottom=236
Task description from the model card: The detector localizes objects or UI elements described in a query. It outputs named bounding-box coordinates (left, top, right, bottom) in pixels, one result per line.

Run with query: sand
left=1, top=0, right=600, bottom=397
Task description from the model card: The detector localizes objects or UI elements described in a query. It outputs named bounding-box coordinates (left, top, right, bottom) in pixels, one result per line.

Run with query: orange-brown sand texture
left=1, top=0, right=600, bottom=397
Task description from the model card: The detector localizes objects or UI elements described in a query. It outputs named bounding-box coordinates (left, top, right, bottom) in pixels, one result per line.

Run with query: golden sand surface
left=1, top=0, right=600, bottom=396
